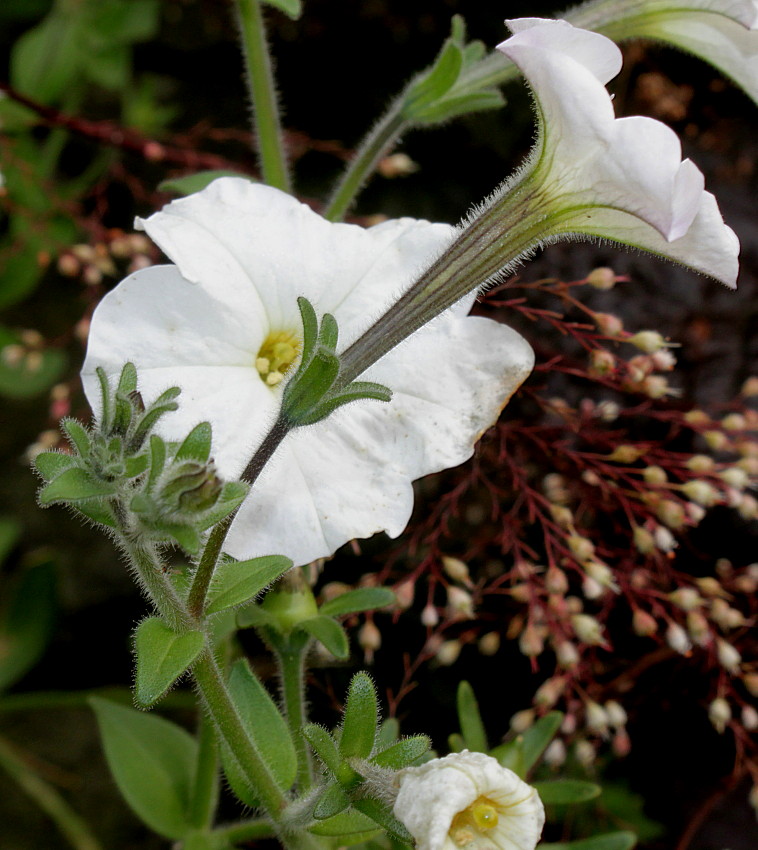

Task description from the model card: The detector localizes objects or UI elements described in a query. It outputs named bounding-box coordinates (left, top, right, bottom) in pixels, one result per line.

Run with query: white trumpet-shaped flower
left=571, top=0, right=758, bottom=105
left=493, top=18, right=739, bottom=288
left=393, top=751, right=545, bottom=850
left=81, top=178, right=534, bottom=566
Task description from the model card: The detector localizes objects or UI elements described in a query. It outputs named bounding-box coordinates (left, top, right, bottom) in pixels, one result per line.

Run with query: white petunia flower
left=492, top=18, right=739, bottom=288
left=393, top=750, right=545, bottom=850
left=81, top=178, right=534, bottom=566
left=570, top=0, right=758, bottom=105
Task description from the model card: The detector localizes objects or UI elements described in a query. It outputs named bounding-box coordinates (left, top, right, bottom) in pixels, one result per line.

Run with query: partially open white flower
left=494, top=18, right=739, bottom=288
left=393, top=751, right=545, bottom=850
left=81, top=178, right=534, bottom=565
left=571, top=0, right=758, bottom=105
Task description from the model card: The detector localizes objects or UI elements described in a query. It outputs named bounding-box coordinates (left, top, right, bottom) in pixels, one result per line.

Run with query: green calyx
left=280, top=297, right=392, bottom=428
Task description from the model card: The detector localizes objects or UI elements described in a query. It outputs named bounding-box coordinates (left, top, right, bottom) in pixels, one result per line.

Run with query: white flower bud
left=421, top=603, right=440, bottom=627
left=716, top=639, right=741, bottom=674
left=437, top=639, right=462, bottom=666
left=605, top=700, right=628, bottom=728
left=442, top=556, right=471, bottom=585
left=510, top=709, right=535, bottom=733
left=478, top=631, right=500, bottom=656
left=708, top=697, right=731, bottom=734
left=585, top=701, right=609, bottom=736
left=741, top=705, right=758, bottom=731
left=571, top=613, right=605, bottom=645
left=574, top=739, right=596, bottom=767
left=543, top=739, right=567, bottom=767
left=447, top=586, right=475, bottom=620
left=666, top=622, right=692, bottom=655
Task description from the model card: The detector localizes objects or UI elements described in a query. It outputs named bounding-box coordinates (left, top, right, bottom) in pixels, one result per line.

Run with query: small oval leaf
left=533, top=779, right=602, bottom=806
left=300, top=615, right=349, bottom=659
left=205, top=554, right=292, bottom=615
left=134, top=618, right=204, bottom=707
left=319, top=587, right=395, bottom=618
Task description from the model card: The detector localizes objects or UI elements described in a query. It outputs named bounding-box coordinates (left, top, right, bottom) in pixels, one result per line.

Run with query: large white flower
left=569, top=0, right=758, bottom=105
left=493, top=18, right=739, bottom=288
left=81, top=178, right=533, bottom=566
left=393, top=751, right=545, bottom=850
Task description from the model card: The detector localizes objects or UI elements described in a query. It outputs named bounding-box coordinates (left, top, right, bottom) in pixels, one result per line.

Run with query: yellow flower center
left=255, top=329, right=301, bottom=387
left=450, top=797, right=500, bottom=846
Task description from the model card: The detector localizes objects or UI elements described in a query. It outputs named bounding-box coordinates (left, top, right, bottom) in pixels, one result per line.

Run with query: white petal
left=223, top=311, right=533, bottom=563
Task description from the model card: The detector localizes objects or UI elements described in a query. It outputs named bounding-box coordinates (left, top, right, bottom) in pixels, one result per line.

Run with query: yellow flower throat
left=255, top=330, right=301, bottom=387
left=450, top=796, right=500, bottom=847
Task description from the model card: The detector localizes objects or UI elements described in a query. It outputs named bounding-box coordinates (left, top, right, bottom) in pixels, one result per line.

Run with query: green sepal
left=61, top=418, right=91, bottom=456
left=538, top=832, right=637, bottom=850
left=263, top=0, right=302, bottom=19
left=371, top=735, right=430, bottom=769
left=95, top=367, right=112, bottom=433
left=127, top=387, right=180, bottom=451
left=220, top=660, right=297, bottom=804
left=295, top=296, right=318, bottom=370
left=89, top=697, right=197, bottom=839
left=313, top=782, right=351, bottom=820
left=133, top=617, right=204, bottom=707
left=532, top=779, right=602, bottom=806
left=124, top=453, right=150, bottom=478
left=146, top=434, right=167, bottom=492
left=176, top=421, right=213, bottom=463
left=353, top=798, right=413, bottom=845
left=375, top=717, right=400, bottom=749
left=117, top=361, right=138, bottom=396
left=205, top=554, right=293, bottom=615
left=303, top=723, right=341, bottom=774
left=339, top=672, right=378, bottom=759
left=404, top=38, right=463, bottom=117
left=162, top=523, right=202, bottom=555
left=308, top=808, right=382, bottom=840
left=34, top=451, right=76, bottom=482
left=38, top=467, right=116, bottom=505
left=75, top=499, right=117, bottom=528
left=197, top=481, right=249, bottom=530
left=301, top=615, right=349, bottom=659
left=295, top=380, right=392, bottom=427
left=0, top=559, right=56, bottom=692
left=158, top=170, right=257, bottom=196
left=412, top=90, right=505, bottom=125
left=282, top=345, right=340, bottom=423
left=319, top=587, right=395, bottom=618
left=457, top=681, right=488, bottom=753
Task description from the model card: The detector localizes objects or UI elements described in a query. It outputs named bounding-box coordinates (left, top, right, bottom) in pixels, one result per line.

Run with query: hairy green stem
left=0, top=734, right=102, bottom=850
left=234, top=0, right=291, bottom=192
left=213, top=818, right=277, bottom=842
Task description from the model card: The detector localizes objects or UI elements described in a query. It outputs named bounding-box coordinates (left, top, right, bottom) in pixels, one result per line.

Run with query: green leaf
left=538, top=832, right=637, bottom=850
left=0, top=517, right=21, bottom=565
left=161, top=522, right=202, bottom=556
left=221, top=661, right=297, bottom=804
left=74, top=498, right=117, bottom=528
left=309, top=808, right=382, bottom=839
left=521, top=712, right=563, bottom=774
left=300, top=615, right=349, bottom=659
left=412, top=90, right=505, bottom=125
left=263, top=0, right=302, bottom=19
left=303, top=724, right=341, bottom=774
left=38, top=468, right=116, bottom=505
left=176, top=422, right=213, bottom=463
left=205, top=554, right=292, bottom=615
left=339, top=672, right=378, bottom=759
left=89, top=697, right=197, bottom=839
left=133, top=618, right=204, bottom=708
left=11, top=11, right=82, bottom=102
left=0, top=559, right=56, bottom=692
left=353, top=798, right=413, bottom=845
left=158, top=170, right=257, bottom=196
left=375, top=717, right=399, bottom=749
left=533, top=780, right=602, bottom=806
left=146, top=435, right=167, bottom=492
left=457, top=681, right=488, bottom=753
left=371, top=735, right=430, bottom=769
left=33, top=451, right=76, bottom=482
left=319, top=587, right=395, bottom=617
left=313, top=782, right=351, bottom=820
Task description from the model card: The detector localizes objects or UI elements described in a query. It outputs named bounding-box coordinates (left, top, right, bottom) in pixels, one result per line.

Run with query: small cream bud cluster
left=1, top=328, right=47, bottom=376
left=57, top=231, right=153, bottom=285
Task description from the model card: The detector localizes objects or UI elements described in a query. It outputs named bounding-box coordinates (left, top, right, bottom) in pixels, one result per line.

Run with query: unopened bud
left=643, top=465, right=668, bottom=485
left=716, top=639, right=741, bottom=674
left=510, top=709, right=535, bottom=733
left=721, top=467, right=748, bottom=489
left=669, top=587, right=704, bottom=611
left=549, top=504, right=574, bottom=527
left=708, top=697, right=731, bottom=734
left=568, top=534, right=595, bottom=562
left=436, top=639, right=461, bottom=666
left=535, top=677, right=566, bottom=708
left=447, top=586, right=474, bottom=620
left=478, top=631, right=500, bottom=656
left=666, top=622, right=692, bottom=655
left=633, top=609, right=658, bottom=637
left=359, top=620, right=382, bottom=658
left=585, top=701, right=609, bottom=736
left=605, top=701, right=627, bottom=728
left=681, top=480, right=720, bottom=507
left=607, top=444, right=644, bottom=463
left=582, top=575, right=604, bottom=600
left=656, top=499, right=686, bottom=529
left=543, top=739, right=567, bottom=767
left=612, top=729, right=632, bottom=757
left=586, top=266, right=617, bottom=289
left=571, top=613, right=605, bottom=645
left=703, top=429, right=729, bottom=451
left=585, top=560, right=619, bottom=592
left=741, top=376, right=758, bottom=396
left=744, top=673, right=758, bottom=698
left=377, top=152, right=419, bottom=178
left=633, top=526, right=655, bottom=555
left=519, top=624, right=545, bottom=657
left=589, top=348, right=616, bottom=376
left=742, top=705, right=758, bottom=731
left=651, top=348, right=676, bottom=370
left=640, top=375, right=673, bottom=399
left=574, top=739, right=596, bottom=766
left=394, top=580, right=415, bottom=610
left=442, top=556, right=471, bottom=585
left=556, top=640, right=580, bottom=668
left=686, top=610, right=711, bottom=647
left=628, top=330, right=670, bottom=353
left=593, top=312, right=624, bottom=336
left=545, top=565, right=569, bottom=595
left=420, top=603, right=439, bottom=628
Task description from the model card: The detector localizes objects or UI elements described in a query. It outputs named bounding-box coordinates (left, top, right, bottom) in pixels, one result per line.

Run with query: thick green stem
left=193, top=648, right=289, bottom=820
left=324, top=105, right=406, bottom=221
left=234, top=0, right=291, bottom=192
left=188, top=713, right=220, bottom=830
left=0, top=735, right=102, bottom=850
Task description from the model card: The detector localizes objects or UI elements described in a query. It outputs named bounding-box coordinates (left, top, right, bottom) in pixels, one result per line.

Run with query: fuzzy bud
left=442, top=556, right=471, bottom=585
left=510, top=709, right=535, bottom=733
left=478, top=631, right=500, bottom=656
left=395, top=580, right=415, bottom=610
left=656, top=500, right=686, bottom=529
left=593, top=312, right=624, bottom=336
left=574, top=740, right=596, bottom=767
left=571, top=613, right=605, bottom=646
left=708, top=697, right=731, bottom=734
left=568, top=534, right=595, bottom=562
left=607, top=444, right=644, bottom=464
left=545, top=565, right=569, bottom=595
left=605, top=701, right=628, bottom=728
left=585, top=701, right=609, bottom=736
left=519, top=624, right=545, bottom=657
left=588, top=348, right=616, bottom=377
left=642, top=465, right=668, bottom=485
left=716, top=639, right=741, bottom=674
left=721, top=467, right=749, bottom=489
left=703, top=430, right=729, bottom=451
left=359, top=620, right=382, bottom=659
left=742, top=705, right=758, bottom=731
left=447, top=585, right=475, bottom=620
left=436, top=639, right=462, bottom=666
left=681, top=480, right=720, bottom=507
left=633, top=609, right=658, bottom=637
left=556, top=640, right=580, bottom=668
left=669, top=587, right=704, bottom=611
left=586, top=266, right=617, bottom=289
left=420, top=603, right=439, bottom=628
left=543, top=739, right=567, bottom=767
left=628, top=330, right=669, bottom=353
left=666, top=622, right=692, bottom=655
left=686, top=611, right=711, bottom=647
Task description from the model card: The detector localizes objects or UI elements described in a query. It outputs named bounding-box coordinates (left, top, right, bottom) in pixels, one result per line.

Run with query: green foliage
left=205, top=554, right=293, bottom=615
left=159, top=171, right=258, bottom=196
left=263, top=0, right=303, bottom=19
left=319, top=587, right=395, bottom=617
left=456, top=680, right=488, bottom=752
left=300, top=615, right=349, bottom=659
left=539, top=832, right=637, bottom=850
left=0, top=328, right=66, bottom=398
left=89, top=697, right=197, bottom=839
left=493, top=711, right=564, bottom=777
left=339, top=673, right=379, bottom=760
left=133, top=618, right=204, bottom=707
left=533, top=779, right=602, bottom=806
left=0, top=557, right=56, bottom=692
left=219, top=660, right=297, bottom=805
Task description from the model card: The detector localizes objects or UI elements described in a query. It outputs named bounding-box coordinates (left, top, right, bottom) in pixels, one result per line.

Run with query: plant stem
left=0, top=734, right=102, bottom=850
left=269, top=630, right=313, bottom=789
left=188, top=713, right=220, bottom=830
left=187, top=518, right=231, bottom=617
left=234, top=0, right=291, bottom=192
left=214, top=818, right=277, bottom=842
left=323, top=104, right=406, bottom=221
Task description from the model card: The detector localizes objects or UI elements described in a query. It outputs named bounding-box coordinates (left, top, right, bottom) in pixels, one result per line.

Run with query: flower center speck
left=255, top=330, right=301, bottom=387
left=450, top=797, right=500, bottom=847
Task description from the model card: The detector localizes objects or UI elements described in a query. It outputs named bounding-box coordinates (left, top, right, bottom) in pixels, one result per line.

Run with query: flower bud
left=442, top=555, right=471, bottom=585
left=686, top=454, right=714, bottom=473
left=721, top=467, right=748, bottom=489
left=535, top=677, right=566, bottom=708
left=395, top=580, right=415, bottom=610
left=607, top=444, right=644, bottom=463
left=593, top=312, right=623, bottom=336
left=568, top=534, right=595, bottom=562
left=651, top=349, right=676, bottom=371
left=708, top=697, right=731, bottom=734
left=669, top=587, right=704, bottom=611
left=549, top=504, right=574, bottom=527
left=585, top=560, right=619, bottom=592
left=544, top=739, right=567, bottom=767
left=447, top=586, right=474, bottom=620
left=545, top=565, right=569, bottom=595
left=633, top=609, right=658, bottom=637
left=703, top=429, right=729, bottom=451
left=586, top=266, right=617, bottom=289
left=666, top=622, right=692, bottom=654
left=605, top=701, right=627, bottom=728
left=571, top=613, right=605, bottom=646
left=656, top=499, right=686, bottom=529
left=436, top=639, right=462, bottom=666
left=574, top=740, right=596, bottom=767
left=478, top=631, right=500, bottom=656
left=359, top=620, right=382, bottom=659
left=585, top=701, right=609, bottom=736
left=510, top=709, right=535, bottom=733
left=420, top=603, right=439, bottom=628
left=582, top=576, right=604, bottom=600
left=612, top=729, right=632, bottom=758
left=686, top=611, right=711, bottom=647
left=589, top=348, right=616, bottom=376
left=160, top=460, right=223, bottom=514
left=681, top=480, right=720, bottom=507
left=519, top=624, right=545, bottom=657
left=716, top=639, right=741, bottom=674
left=628, top=330, right=669, bottom=353
left=643, top=465, right=668, bottom=485
left=744, top=673, right=758, bottom=698
left=742, top=705, right=758, bottom=731
left=556, top=640, right=580, bottom=668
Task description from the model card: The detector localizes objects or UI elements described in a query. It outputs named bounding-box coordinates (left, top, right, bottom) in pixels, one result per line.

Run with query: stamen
left=255, top=329, right=301, bottom=388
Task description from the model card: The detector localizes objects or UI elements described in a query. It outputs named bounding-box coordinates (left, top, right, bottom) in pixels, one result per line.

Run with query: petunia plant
left=15, top=3, right=756, bottom=850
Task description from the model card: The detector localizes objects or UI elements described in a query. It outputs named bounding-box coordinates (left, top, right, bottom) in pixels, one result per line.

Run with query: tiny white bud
left=716, top=638, right=741, bottom=674
left=666, top=622, right=692, bottom=655
left=708, top=697, right=731, bottom=734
